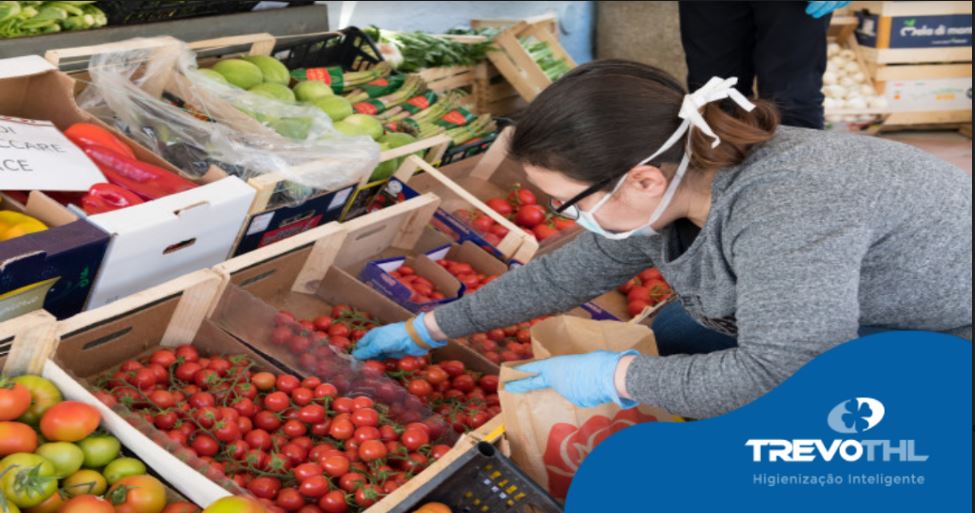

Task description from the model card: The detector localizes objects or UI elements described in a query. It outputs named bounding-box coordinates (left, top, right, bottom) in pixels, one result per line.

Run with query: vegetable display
left=362, top=26, right=495, bottom=73
left=0, top=374, right=199, bottom=513
left=92, top=344, right=457, bottom=512
left=434, top=259, right=497, bottom=294
left=822, top=42, right=888, bottom=124
left=518, top=36, right=571, bottom=81
left=389, top=265, right=449, bottom=304
left=0, top=1, right=107, bottom=39
left=0, top=210, right=47, bottom=241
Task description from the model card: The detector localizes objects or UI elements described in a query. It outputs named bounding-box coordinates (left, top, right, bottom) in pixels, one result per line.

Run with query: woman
left=353, top=60, right=972, bottom=418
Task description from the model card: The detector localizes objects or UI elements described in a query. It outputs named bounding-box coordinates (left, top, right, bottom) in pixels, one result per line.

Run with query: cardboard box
left=0, top=57, right=113, bottom=321
left=359, top=253, right=464, bottom=313
left=0, top=56, right=256, bottom=310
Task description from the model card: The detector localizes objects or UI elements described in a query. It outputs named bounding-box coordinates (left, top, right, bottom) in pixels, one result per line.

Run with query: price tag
left=0, top=116, right=105, bottom=191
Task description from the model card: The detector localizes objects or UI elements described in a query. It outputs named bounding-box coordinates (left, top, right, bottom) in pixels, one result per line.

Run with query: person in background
left=679, top=1, right=850, bottom=129
left=351, top=60, right=971, bottom=419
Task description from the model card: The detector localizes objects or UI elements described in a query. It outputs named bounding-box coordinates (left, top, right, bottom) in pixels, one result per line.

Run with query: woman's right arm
left=432, top=231, right=653, bottom=338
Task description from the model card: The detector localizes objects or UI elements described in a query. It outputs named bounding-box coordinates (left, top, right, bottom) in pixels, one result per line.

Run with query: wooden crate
left=480, top=19, right=576, bottom=103
left=0, top=310, right=58, bottom=375
left=850, top=1, right=972, bottom=128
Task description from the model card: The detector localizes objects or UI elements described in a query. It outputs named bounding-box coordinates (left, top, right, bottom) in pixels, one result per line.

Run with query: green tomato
left=77, top=436, right=120, bottom=469
left=0, top=453, right=57, bottom=508
left=102, top=457, right=146, bottom=485
left=11, top=376, right=61, bottom=425
left=34, top=442, right=83, bottom=478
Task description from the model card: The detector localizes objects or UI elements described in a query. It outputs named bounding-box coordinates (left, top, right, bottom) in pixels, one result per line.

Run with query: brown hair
left=508, top=60, right=780, bottom=189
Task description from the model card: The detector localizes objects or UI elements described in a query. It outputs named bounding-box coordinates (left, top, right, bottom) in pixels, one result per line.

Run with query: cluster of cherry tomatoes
left=618, top=267, right=673, bottom=317
left=434, top=259, right=497, bottom=293
left=93, top=345, right=453, bottom=513
left=388, top=265, right=449, bottom=304
left=360, top=356, right=500, bottom=434
left=454, top=184, right=576, bottom=245
left=458, top=317, right=548, bottom=363
left=270, top=311, right=501, bottom=435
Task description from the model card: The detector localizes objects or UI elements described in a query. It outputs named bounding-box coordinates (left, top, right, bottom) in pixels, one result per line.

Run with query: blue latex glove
left=806, top=1, right=850, bottom=19
left=352, top=312, right=446, bottom=360
left=505, top=350, right=639, bottom=408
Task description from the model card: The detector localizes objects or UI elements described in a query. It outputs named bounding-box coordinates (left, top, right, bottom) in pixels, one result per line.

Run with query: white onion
left=867, top=96, right=888, bottom=109
left=823, top=70, right=838, bottom=85
left=839, top=75, right=857, bottom=87
left=839, top=49, right=855, bottom=60
left=844, top=61, right=861, bottom=74
left=824, top=97, right=843, bottom=110
left=851, top=72, right=867, bottom=83
left=827, top=42, right=841, bottom=57
left=859, top=84, right=875, bottom=96
left=845, top=96, right=867, bottom=110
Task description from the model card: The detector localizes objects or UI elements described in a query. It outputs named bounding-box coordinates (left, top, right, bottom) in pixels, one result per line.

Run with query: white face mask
left=573, top=76, right=756, bottom=240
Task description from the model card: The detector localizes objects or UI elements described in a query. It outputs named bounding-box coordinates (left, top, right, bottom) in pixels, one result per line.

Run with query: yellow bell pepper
left=0, top=210, right=48, bottom=241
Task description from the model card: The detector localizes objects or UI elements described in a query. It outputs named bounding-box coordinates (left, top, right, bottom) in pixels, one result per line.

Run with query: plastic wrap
left=78, top=37, right=380, bottom=206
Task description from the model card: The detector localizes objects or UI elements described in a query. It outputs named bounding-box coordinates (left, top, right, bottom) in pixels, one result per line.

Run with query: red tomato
left=60, top=494, right=115, bottom=513
left=0, top=420, right=37, bottom=456
left=317, top=490, right=348, bottom=513
left=0, top=380, right=32, bottom=421
left=533, top=224, right=559, bottom=241
left=358, top=439, right=387, bottom=462
left=161, top=501, right=201, bottom=513
left=400, top=428, right=429, bottom=451
left=320, top=454, right=350, bottom=478
left=406, top=379, right=433, bottom=398
left=628, top=300, right=649, bottom=317
left=299, top=475, right=330, bottom=498
left=108, top=475, right=167, bottom=513
left=508, top=186, right=537, bottom=206
left=39, top=401, right=100, bottom=442
left=515, top=204, right=546, bottom=228
left=276, top=488, right=305, bottom=512
left=247, top=476, right=282, bottom=500
left=485, top=197, right=513, bottom=216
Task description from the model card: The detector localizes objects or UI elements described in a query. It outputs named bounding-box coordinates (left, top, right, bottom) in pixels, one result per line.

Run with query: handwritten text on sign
left=0, top=116, right=105, bottom=191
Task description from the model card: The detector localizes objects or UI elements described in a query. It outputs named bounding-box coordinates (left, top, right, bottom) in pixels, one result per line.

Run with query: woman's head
left=509, top=59, right=779, bottom=233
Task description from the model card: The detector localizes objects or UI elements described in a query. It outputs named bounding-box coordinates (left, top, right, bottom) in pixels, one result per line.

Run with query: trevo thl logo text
left=745, top=397, right=929, bottom=463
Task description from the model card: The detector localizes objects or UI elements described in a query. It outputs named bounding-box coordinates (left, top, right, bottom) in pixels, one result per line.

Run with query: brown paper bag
left=499, top=316, right=675, bottom=499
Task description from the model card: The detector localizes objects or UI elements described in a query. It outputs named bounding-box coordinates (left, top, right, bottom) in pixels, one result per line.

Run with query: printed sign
left=0, top=116, right=105, bottom=191
left=857, top=13, right=973, bottom=48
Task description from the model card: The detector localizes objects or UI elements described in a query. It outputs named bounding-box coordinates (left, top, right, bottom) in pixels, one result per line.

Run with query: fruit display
left=0, top=1, right=107, bottom=39
left=434, top=259, right=497, bottom=294
left=458, top=317, right=548, bottom=363
left=91, top=344, right=455, bottom=513
left=455, top=184, right=576, bottom=245
left=203, top=53, right=496, bottom=183
left=0, top=209, right=47, bottom=241
left=363, top=27, right=495, bottom=73
left=0, top=374, right=198, bottom=513
left=617, top=267, right=673, bottom=317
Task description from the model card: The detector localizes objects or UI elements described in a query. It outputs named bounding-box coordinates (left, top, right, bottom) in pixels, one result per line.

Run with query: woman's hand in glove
left=351, top=312, right=446, bottom=360
left=505, top=350, right=639, bottom=408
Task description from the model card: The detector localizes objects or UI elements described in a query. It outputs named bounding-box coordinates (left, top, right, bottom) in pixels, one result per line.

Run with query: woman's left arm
left=621, top=176, right=875, bottom=418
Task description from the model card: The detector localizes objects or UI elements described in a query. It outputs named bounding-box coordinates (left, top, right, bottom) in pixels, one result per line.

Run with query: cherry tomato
left=107, top=475, right=167, bottom=513
left=317, top=490, right=348, bottom=513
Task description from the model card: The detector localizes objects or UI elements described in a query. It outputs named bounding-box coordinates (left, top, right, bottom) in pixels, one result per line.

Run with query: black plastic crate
left=98, top=1, right=267, bottom=26
left=390, top=442, right=563, bottom=513
left=271, top=26, right=383, bottom=72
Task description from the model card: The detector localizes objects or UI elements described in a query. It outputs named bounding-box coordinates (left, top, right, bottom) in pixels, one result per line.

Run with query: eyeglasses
left=546, top=173, right=625, bottom=220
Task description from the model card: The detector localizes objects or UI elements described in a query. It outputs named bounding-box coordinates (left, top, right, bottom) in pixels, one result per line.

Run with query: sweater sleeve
left=435, top=231, right=653, bottom=338
left=625, top=174, right=875, bottom=418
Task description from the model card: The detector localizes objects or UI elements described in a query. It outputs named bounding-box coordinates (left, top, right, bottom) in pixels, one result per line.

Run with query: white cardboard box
left=0, top=56, right=256, bottom=309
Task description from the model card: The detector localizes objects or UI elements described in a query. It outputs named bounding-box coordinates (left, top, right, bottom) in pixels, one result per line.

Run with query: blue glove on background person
left=505, top=350, right=640, bottom=408
left=806, top=1, right=851, bottom=19
left=352, top=312, right=446, bottom=360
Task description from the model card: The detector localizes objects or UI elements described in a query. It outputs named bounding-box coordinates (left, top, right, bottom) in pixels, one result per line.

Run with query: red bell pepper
left=80, top=145, right=197, bottom=201
left=64, top=122, right=136, bottom=160
left=81, top=183, right=145, bottom=215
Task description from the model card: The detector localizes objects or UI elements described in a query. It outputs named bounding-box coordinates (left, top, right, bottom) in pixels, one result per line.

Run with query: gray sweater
left=435, top=126, right=972, bottom=418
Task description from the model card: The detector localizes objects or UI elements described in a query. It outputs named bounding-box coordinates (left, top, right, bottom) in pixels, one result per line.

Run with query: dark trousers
left=679, top=1, right=830, bottom=129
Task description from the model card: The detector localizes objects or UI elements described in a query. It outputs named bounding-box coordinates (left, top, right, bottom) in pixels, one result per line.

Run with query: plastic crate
left=390, top=442, right=563, bottom=513
left=98, top=1, right=265, bottom=25
left=271, top=26, right=383, bottom=72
